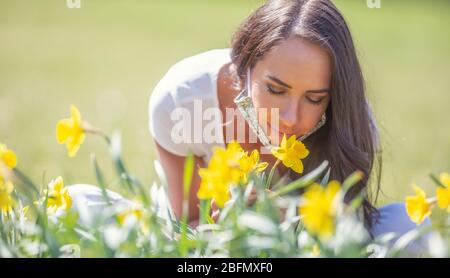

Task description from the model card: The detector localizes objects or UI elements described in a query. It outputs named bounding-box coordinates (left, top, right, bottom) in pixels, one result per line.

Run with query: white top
left=148, top=48, right=231, bottom=162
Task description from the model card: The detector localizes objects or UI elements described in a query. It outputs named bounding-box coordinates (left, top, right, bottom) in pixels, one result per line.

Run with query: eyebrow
left=267, top=75, right=292, bottom=89
left=305, top=88, right=330, bottom=94
left=267, top=74, right=330, bottom=94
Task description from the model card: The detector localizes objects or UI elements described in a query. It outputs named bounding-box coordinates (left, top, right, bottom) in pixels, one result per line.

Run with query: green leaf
left=349, top=193, right=365, bottom=210
left=12, top=168, right=40, bottom=197
left=183, top=152, right=194, bottom=200
left=179, top=152, right=194, bottom=257
left=109, top=131, right=149, bottom=205
left=342, top=170, right=364, bottom=192
left=430, top=173, right=446, bottom=188
left=270, top=160, right=329, bottom=197
left=199, top=199, right=211, bottom=226
left=238, top=211, right=278, bottom=235
left=386, top=224, right=434, bottom=257
left=320, top=167, right=331, bottom=186
left=91, top=153, right=112, bottom=206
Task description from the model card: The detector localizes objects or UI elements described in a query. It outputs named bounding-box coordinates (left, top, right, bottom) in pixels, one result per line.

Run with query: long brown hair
left=230, top=0, right=382, bottom=230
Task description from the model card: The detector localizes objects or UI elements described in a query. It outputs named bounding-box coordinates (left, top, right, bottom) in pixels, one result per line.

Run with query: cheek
left=298, top=101, right=329, bottom=131
left=252, top=89, right=286, bottom=126
left=251, top=84, right=270, bottom=109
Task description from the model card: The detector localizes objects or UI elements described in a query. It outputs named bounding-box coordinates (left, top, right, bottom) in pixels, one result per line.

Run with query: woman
left=70, top=0, right=429, bottom=248
left=147, top=0, right=431, bottom=238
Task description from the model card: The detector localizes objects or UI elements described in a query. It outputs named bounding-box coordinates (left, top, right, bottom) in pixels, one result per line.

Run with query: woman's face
left=250, top=37, right=332, bottom=145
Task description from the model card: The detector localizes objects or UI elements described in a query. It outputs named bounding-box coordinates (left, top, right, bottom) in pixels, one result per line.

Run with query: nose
left=279, top=102, right=299, bottom=133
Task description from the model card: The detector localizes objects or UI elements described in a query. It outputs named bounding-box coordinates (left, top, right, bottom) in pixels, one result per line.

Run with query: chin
left=263, top=121, right=297, bottom=145
left=268, top=127, right=284, bottom=146
left=272, top=132, right=283, bottom=146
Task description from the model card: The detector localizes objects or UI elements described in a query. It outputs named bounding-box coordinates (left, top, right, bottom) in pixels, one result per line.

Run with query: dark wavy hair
left=230, top=0, right=382, bottom=230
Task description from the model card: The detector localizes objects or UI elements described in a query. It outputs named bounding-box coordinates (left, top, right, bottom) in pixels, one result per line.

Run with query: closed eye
left=306, top=96, right=325, bottom=105
left=266, top=84, right=285, bottom=95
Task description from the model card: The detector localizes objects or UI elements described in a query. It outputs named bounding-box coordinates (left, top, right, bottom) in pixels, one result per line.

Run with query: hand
left=210, top=198, right=220, bottom=223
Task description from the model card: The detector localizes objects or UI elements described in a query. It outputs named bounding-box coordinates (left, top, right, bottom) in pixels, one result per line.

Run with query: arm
left=153, top=140, right=205, bottom=226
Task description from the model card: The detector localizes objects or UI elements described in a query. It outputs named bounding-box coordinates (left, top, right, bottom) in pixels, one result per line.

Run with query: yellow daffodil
left=117, top=208, right=143, bottom=225
left=56, top=105, right=86, bottom=157
left=0, top=143, right=17, bottom=169
left=0, top=177, right=15, bottom=214
left=436, top=172, right=450, bottom=212
left=405, top=184, right=432, bottom=225
left=46, top=176, right=72, bottom=214
left=299, top=181, right=341, bottom=239
left=117, top=202, right=150, bottom=234
left=197, top=168, right=230, bottom=208
left=271, top=134, right=309, bottom=174
left=117, top=207, right=144, bottom=225
left=239, top=149, right=269, bottom=183
left=197, top=141, right=244, bottom=207
left=198, top=141, right=265, bottom=208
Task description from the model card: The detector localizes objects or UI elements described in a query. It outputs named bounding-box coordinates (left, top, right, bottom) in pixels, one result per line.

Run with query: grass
left=0, top=0, right=449, bottom=205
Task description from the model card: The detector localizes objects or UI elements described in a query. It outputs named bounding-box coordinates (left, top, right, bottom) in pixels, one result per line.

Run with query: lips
left=267, top=122, right=295, bottom=138
left=267, top=123, right=294, bottom=142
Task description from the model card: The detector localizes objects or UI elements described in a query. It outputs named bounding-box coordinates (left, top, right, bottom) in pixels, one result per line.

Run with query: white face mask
left=233, top=67, right=327, bottom=149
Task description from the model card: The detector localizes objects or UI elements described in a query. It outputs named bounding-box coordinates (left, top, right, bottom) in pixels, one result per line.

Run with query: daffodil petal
left=66, top=133, right=85, bottom=157
left=271, top=148, right=287, bottom=161
left=405, top=185, right=431, bottom=225
left=437, top=187, right=450, bottom=210
left=56, top=119, right=73, bottom=144
left=51, top=176, right=64, bottom=191
left=439, top=172, right=450, bottom=188
left=70, top=105, right=82, bottom=127
left=299, top=182, right=337, bottom=239
left=2, top=149, right=17, bottom=169
left=294, top=143, right=310, bottom=159
left=250, top=150, right=259, bottom=164
left=287, top=134, right=297, bottom=146
left=412, top=184, right=426, bottom=198
left=326, top=180, right=341, bottom=200
left=280, top=133, right=287, bottom=148
left=255, top=162, right=269, bottom=172
left=290, top=160, right=304, bottom=174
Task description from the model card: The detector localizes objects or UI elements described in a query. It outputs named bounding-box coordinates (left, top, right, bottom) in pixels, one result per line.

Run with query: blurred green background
left=1, top=0, right=449, bottom=205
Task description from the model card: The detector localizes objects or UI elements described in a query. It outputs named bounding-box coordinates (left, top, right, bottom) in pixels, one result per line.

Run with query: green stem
left=84, top=125, right=111, bottom=144
left=269, top=160, right=329, bottom=198
left=12, top=168, right=40, bottom=196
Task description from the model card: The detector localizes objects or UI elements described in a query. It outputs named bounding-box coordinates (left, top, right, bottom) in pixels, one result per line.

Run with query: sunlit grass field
left=1, top=0, right=449, bottom=205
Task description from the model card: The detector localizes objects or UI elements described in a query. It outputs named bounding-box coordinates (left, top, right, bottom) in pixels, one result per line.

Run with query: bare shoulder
left=216, top=62, right=240, bottom=112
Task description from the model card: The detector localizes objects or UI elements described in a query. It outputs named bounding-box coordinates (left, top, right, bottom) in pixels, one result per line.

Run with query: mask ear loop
left=246, top=67, right=251, bottom=97
left=232, top=68, right=274, bottom=148
left=245, top=68, right=275, bottom=147
left=297, top=113, right=327, bottom=142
